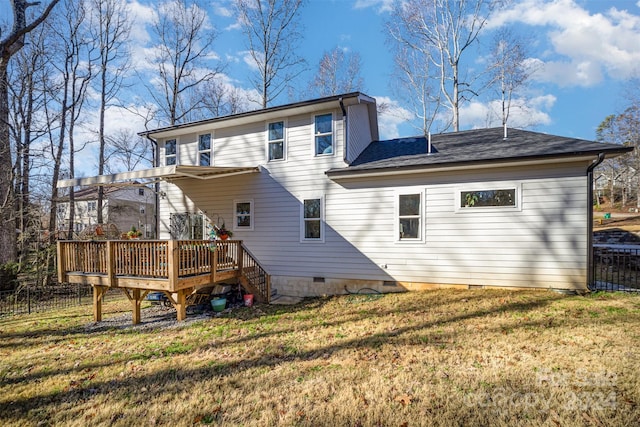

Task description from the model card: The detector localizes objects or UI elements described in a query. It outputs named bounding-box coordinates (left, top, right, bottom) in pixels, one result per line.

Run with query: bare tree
left=45, top=0, right=94, bottom=241
left=485, top=28, right=536, bottom=128
left=391, top=44, right=441, bottom=136
left=308, top=47, right=364, bottom=97
left=0, top=0, right=60, bottom=265
left=148, top=0, right=222, bottom=126
left=8, top=21, right=51, bottom=267
left=387, top=0, right=493, bottom=132
left=198, top=77, right=249, bottom=117
left=104, top=129, right=153, bottom=174
left=89, top=0, right=130, bottom=224
left=235, top=0, right=306, bottom=108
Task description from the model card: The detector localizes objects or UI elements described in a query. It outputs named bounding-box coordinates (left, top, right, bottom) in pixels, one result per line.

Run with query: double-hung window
left=87, top=201, right=97, bottom=212
left=165, top=139, right=177, bottom=166
left=267, top=121, right=285, bottom=161
left=398, top=192, right=422, bottom=241
left=314, top=113, right=333, bottom=156
left=301, top=196, right=324, bottom=242
left=234, top=200, right=253, bottom=231
left=198, top=134, right=211, bottom=166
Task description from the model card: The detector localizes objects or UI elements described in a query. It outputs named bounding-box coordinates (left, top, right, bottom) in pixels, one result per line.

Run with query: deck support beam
left=162, top=288, right=193, bottom=322
left=121, top=288, right=150, bottom=324
left=92, top=285, right=108, bottom=322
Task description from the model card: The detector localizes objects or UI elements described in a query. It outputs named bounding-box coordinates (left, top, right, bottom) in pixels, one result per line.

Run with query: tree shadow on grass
left=0, top=291, right=571, bottom=424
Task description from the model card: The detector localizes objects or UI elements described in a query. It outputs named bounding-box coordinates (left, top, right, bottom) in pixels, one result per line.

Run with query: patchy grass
left=1, top=290, right=639, bottom=426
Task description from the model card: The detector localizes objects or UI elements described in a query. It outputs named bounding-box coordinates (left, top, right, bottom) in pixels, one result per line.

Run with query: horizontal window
left=456, top=184, right=521, bottom=212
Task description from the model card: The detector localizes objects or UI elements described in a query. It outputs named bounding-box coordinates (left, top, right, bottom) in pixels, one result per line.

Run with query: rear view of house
left=60, top=92, right=631, bottom=299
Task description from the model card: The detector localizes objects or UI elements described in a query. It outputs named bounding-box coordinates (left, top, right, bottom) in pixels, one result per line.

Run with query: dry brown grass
left=1, top=289, right=639, bottom=426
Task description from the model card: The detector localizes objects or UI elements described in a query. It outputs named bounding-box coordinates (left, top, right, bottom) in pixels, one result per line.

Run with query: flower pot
left=211, top=298, right=226, bottom=312
left=219, top=234, right=229, bottom=240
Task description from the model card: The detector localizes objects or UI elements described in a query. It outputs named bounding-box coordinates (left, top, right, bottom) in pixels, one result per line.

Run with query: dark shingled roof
left=327, top=127, right=632, bottom=176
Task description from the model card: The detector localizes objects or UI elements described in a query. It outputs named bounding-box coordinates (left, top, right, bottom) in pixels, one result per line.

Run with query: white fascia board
left=326, top=155, right=599, bottom=180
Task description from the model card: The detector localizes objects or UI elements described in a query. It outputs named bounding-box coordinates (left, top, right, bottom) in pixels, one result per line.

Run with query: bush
left=0, top=262, right=19, bottom=291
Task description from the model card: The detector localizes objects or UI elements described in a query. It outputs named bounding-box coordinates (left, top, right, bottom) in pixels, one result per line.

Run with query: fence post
left=27, top=287, right=30, bottom=314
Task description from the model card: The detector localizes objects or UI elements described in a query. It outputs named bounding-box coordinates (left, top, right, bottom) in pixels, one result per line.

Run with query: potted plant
left=214, top=223, right=233, bottom=240
left=126, top=226, right=143, bottom=239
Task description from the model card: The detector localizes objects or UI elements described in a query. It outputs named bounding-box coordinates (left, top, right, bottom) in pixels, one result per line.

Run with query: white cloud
left=489, top=0, right=640, bottom=86
left=353, top=0, right=393, bottom=14
left=374, top=96, right=413, bottom=139
left=212, top=1, right=233, bottom=17
left=459, top=95, right=556, bottom=130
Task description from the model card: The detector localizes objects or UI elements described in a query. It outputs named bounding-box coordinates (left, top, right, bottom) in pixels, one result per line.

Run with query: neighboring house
left=59, top=92, right=631, bottom=296
left=56, top=185, right=156, bottom=238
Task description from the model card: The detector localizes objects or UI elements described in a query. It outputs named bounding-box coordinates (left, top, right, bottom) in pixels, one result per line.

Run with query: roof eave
left=326, top=150, right=631, bottom=180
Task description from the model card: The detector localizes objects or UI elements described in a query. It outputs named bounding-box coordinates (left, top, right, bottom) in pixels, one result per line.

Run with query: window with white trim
left=234, top=200, right=253, bottom=231
left=87, top=201, right=97, bottom=212
left=301, top=197, right=324, bottom=242
left=314, top=113, right=333, bottom=156
left=456, top=184, right=521, bottom=212
left=198, top=134, right=211, bottom=166
left=397, top=192, right=422, bottom=241
left=165, top=139, right=177, bottom=166
left=267, top=121, right=285, bottom=161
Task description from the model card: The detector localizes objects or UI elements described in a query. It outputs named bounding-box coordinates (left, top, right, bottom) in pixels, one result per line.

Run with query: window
left=140, top=205, right=145, bottom=214
left=165, top=139, right=177, bottom=166
left=301, top=197, right=324, bottom=242
left=169, top=213, right=203, bottom=239
left=198, top=134, right=211, bottom=166
left=234, top=200, right=254, bottom=231
left=398, top=193, right=422, bottom=241
left=456, top=184, right=521, bottom=212
left=267, top=121, right=285, bottom=161
left=87, top=201, right=97, bottom=212
left=314, top=113, right=333, bottom=155
left=138, top=188, right=145, bottom=196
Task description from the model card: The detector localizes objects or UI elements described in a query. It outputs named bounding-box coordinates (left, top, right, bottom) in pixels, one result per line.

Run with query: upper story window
left=87, top=201, right=97, bottom=212
left=267, top=121, right=285, bottom=161
left=314, top=113, right=333, bottom=156
left=165, top=139, right=177, bottom=166
left=140, top=205, right=146, bottom=214
left=198, top=134, right=211, bottom=166
left=138, top=188, right=145, bottom=196
left=398, top=192, right=422, bottom=241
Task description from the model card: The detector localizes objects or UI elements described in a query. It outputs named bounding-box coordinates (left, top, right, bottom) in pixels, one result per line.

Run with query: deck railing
left=57, top=240, right=242, bottom=279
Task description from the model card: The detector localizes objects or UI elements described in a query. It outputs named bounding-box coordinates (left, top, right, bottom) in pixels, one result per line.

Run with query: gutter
left=145, top=134, right=160, bottom=239
left=339, top=97, right=348, bottom=164
left=586, top=153, right=605, bottom=289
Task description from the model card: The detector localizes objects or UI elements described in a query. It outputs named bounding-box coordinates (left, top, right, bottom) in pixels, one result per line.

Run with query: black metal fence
left=591, top=244, right=640, bottom=292
left=0, top=283, right=119, bottom=317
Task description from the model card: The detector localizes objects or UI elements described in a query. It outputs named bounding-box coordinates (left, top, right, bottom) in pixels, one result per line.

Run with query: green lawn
left=1, top=289, right=639, bottom=426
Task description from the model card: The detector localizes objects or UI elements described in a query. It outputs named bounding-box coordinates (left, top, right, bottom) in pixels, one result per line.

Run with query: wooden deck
left=57, top=239, right=270, bottom=323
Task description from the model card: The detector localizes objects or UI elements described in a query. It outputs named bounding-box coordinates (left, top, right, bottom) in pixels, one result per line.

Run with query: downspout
left=339, top=97, right=348, bottom=164
left=586, top=153, right=605, bottom=289
left=145, top=134, right=160, bottom=239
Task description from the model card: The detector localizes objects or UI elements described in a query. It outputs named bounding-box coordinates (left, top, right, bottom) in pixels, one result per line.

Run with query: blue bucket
left=211, top=298, right=226, bottom=312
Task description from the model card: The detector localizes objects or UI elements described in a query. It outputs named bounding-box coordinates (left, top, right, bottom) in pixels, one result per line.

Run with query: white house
left=56, top=185, right=156, bottom=238
left=59, top=92, right=631, bottom=297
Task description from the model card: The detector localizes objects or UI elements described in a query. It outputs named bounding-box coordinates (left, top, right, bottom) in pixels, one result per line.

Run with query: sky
left=2, top=0, right=640, bottom=174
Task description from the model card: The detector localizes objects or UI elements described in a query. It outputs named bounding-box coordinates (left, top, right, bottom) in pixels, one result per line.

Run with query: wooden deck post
left=176, top=289, right=187, bottom=321
left=57, top=241, right=66, bottom=283
left=131, top=288, right=141, bottom=324
left=168, top=240, right=179, bottom=292
left=106, top=241, right=115, bottom=286
left=92, top=285, right=107, bottom=322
